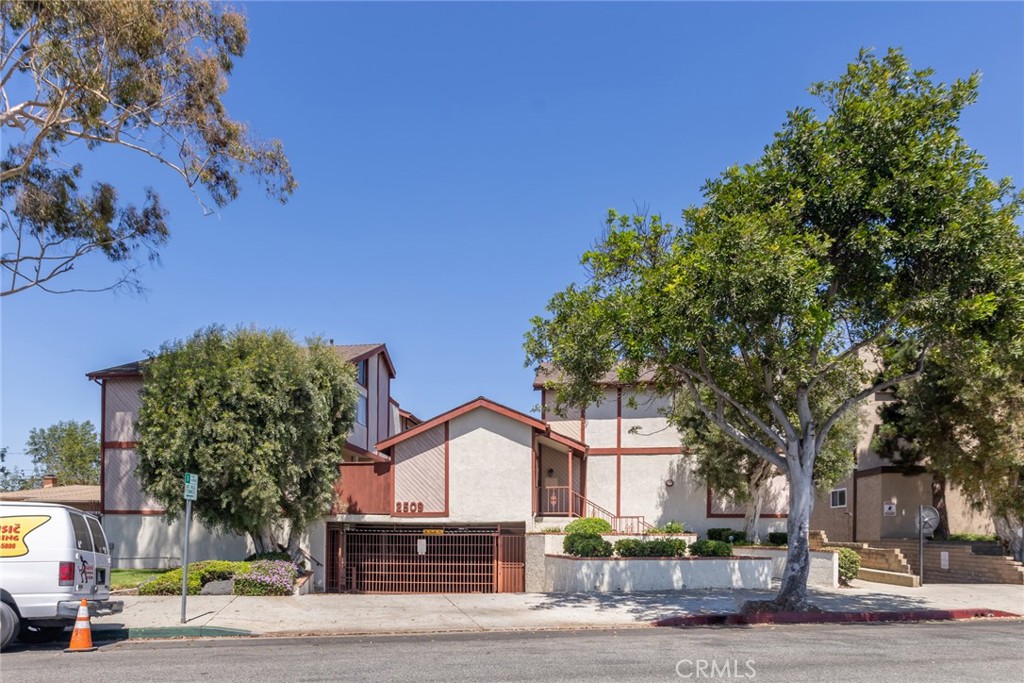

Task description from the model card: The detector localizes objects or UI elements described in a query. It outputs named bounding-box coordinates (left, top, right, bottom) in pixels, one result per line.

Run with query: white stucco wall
left=582, top=456, right=618, bottom=514
left=446, top=409, right=534, bottom=523
left=620, top=390, right=680, bottom=449
left=584, top=388, right=618, bottom=449
left=103, top=514, right=252, bottom=569
left=544, top=555, right=772, bottom=592
left=734, top=547, right=839, bottom=588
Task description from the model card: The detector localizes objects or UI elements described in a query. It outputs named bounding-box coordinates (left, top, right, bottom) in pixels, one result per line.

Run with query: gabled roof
left=0, top=485, right=100, bottom=504
left=86, top=361, right=144, bottom=380
left=532, top=362, right=658, bottom=389
left=375, top=396, right=587, bottom=453
left=331, top=343, right=396, bottom=378
left=87, top=343, right=397, bottom=380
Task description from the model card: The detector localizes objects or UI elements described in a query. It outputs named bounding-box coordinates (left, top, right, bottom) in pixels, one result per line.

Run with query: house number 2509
left=396, top=501, right=424, bottom=513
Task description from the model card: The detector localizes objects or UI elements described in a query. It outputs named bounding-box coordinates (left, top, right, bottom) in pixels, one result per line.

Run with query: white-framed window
left=830, top=488, right=847, bottom=508
left=356, top=394, right=367, bottom=426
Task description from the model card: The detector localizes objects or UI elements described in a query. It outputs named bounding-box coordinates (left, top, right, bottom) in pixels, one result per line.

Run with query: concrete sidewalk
left=90, top=581, right=1023, bottom=639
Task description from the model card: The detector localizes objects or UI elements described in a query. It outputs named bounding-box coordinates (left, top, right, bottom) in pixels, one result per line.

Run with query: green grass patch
left=110, top=568, right=168, bottom=590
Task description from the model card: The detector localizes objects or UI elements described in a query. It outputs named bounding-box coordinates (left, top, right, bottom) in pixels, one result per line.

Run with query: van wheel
left=18, top=623, right=66, bottom=644
left=0, top=602, right=18, bottom=651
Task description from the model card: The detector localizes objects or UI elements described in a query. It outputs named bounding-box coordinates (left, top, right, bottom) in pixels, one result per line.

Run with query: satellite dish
left=919, top=506, right=940, bottom=535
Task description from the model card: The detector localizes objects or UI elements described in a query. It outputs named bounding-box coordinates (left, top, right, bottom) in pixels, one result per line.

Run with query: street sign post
left=181, top=473, right=198, bottom=623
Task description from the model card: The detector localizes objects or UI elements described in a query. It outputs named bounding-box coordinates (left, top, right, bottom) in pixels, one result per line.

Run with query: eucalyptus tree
left=527, top=49, right=1024, bottom=610
left=1, top=1, right=295, bottom=296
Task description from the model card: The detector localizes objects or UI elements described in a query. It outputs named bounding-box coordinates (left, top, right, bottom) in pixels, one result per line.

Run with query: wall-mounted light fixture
left=665, top=479, right=675, bottom=488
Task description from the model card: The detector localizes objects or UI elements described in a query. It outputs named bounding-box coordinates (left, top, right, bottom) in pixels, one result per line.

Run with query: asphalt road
left=3, top=620, right=1022, bottom=682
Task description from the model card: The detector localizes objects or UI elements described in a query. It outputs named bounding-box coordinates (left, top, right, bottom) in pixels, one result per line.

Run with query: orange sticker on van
left=0, top=515, right=51, bottom=557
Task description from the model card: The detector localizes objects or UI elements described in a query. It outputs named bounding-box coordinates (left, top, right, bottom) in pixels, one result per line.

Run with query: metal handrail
left=572, top=491, right=654, bottom=534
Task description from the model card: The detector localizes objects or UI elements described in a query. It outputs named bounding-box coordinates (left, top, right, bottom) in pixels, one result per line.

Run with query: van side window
left=86, top=516, right=108, bottom=554
left=70, top=513, right=94, bottom=552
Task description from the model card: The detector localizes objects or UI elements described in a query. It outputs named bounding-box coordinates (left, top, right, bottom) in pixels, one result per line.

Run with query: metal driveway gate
left=327, top=526, right=524, bottom=594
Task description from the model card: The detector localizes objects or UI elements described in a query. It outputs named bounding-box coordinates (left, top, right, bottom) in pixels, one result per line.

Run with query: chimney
left=42, top=474, right=57, bottom=488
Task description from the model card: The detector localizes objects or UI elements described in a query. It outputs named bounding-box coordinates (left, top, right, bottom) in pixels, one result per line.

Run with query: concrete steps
left=857, top=567, right=920, bottom=587
left=871, top=540, right=1024, bottom=585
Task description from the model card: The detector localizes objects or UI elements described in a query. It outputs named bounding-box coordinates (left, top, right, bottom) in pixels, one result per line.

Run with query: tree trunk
left=931, top=474, right=950, bottom=540
left=286, top=522, right=304, bottom=562
left=771, top=462, right=815, bottom=611
left=743, top=484, right=767, bottom=544
left=992, top=513, right=1024, bottom=563
left=743, top=460, right=774, bottom=544
left=249, top=528, right=278, bottom=555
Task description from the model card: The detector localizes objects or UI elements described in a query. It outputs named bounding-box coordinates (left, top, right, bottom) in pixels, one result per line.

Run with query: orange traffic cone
left=64, top=599, right=97, bottom=653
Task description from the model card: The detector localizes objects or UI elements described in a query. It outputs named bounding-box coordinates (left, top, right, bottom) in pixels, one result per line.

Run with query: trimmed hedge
left=651, top=521, right=686, bottom=534
left=563, top=531, right=613, bottom=557
left=138, top=560, right=249, bottom=596
left=689, top=539, right=733, bottom=557
left=767, top=532, right=788, bottom=546
left=825, top=547, right=862, bottom=584
left=563, top=517, right=613, bottom=535
left=706, top=528, right=746, bottom=543
left=614, top=538, right=687, bottom=557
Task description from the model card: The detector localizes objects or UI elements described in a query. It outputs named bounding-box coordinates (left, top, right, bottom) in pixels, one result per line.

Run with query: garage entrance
left=326, top=525, right=524, bottom=594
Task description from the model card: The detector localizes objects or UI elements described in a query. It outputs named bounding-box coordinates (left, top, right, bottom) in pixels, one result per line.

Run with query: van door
left=68, top=512, right=99, bottom=598
left=84, top=515, right=111, bottom=593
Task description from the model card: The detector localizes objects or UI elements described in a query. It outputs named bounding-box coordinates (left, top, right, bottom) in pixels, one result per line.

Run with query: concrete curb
left=93, top=626, right=253, bottom=641
left=652, top=608, right=1022, bottom=628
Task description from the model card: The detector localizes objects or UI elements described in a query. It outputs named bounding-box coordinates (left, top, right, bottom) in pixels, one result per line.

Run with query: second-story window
left=356, top=360, right=367, bottom=387
left=356, top=394, right=367, bottom=426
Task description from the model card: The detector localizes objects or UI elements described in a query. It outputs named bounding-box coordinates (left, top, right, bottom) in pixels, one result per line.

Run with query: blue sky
left=2, top=2, right=1022, bottom=470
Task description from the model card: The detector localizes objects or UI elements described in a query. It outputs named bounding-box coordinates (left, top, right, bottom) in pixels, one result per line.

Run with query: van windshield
left=70, top=513, right=94, bottom=552
left=86, top=516, right=108, bottom=554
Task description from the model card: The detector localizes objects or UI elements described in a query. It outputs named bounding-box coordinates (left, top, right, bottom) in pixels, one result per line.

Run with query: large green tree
left=526, top=49, right=1024, bottom=610
left=875, top=346, right=1024, bottom=560
left=135, top=326, right=358, bottom=555
left=674, top=389, right=859, bottom=544
left=25, top=419, right=100, bottom=484
left=0, top=0, right=295, bottom=296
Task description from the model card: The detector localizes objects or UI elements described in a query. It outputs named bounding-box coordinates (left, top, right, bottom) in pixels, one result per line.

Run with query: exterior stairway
left=811, top=531, right=1024, bottom=586
left=538, top=486, right=654, bottom=534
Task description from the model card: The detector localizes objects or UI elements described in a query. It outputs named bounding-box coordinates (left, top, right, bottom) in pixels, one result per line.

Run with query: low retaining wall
left=543, top=555, right=772, bottom=592
left=732, top=547, right=839, bottom=588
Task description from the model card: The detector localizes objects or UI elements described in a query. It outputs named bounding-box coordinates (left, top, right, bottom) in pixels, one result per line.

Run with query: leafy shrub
left=706, top=528, right=746, bottom=543
left=613, top=539, right=644, bottom=557
left=641, top=538, right=688, bottom=557
left=138, top=560, right=249, bottom=595
left=563, top=531, right=613, bottom=557
left=660, top=521, right=685, bottom=534
left=689, top=539, right=733, bottom=557
left=947, top=533, right=998, bottom=542
left=233, top=560, right=298, bottom=596
left=540, top=526, right=564, bottom=533
left=245, top=551, right=305, bottom=572
left=767, top=532, right=788, bottom=546
left=825, top=547, right=861, bottom=584
left=563, top=517, right=613, bottom=535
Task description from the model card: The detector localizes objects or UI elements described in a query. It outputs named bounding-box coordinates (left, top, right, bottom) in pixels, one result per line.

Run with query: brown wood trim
left=346, top=442, right=390, bottom=463
left=541, top=389, right=546, bottom=421
left=377, top=397, right=546, bottom=450
left=705, top=486, right=787, bottom=519
left=580, top=406, right=586, bottom=444
left=531, top=434, right=537, bottom=516
left=444, top=421, right=450, bottom=517
left=103, top=441, right=138, bottom=449
left=855, top=465, right=928, bottom=479
left=588, top=447, right=683, bottom=455
left=103, top=509, right=167, bottom=515
left=616, top=388, right=622, bottom=517
left=545, top=430, right=588, bottom=453
left=100, top=380, right=106, bottom=514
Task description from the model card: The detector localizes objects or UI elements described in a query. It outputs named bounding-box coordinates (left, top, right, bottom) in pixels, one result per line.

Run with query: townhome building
left=87, top=343, right=991, bottom=593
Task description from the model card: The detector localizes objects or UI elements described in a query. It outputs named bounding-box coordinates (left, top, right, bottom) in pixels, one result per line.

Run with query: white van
left=0, top=502, right=123, bottom=649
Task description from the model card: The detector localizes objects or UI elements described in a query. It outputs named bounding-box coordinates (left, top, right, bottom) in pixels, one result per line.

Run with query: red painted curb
left=652, top=608, right=1021, bottom=628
